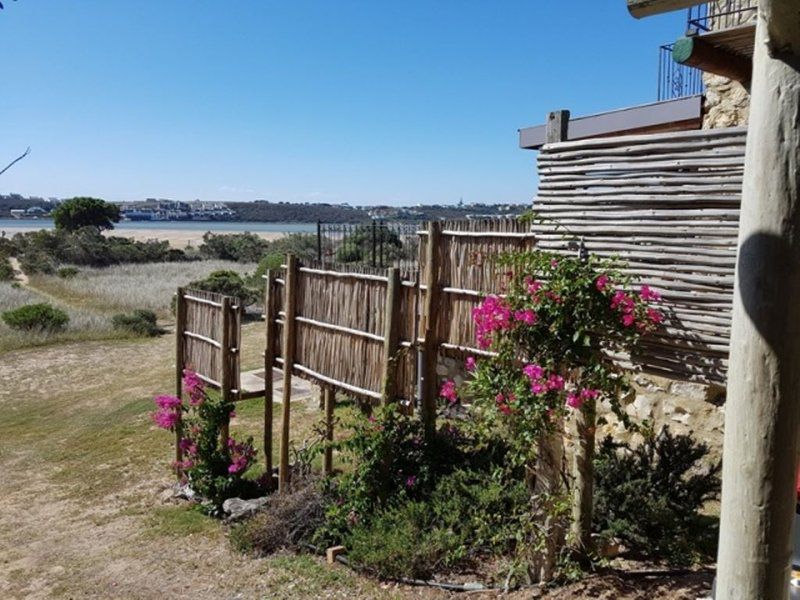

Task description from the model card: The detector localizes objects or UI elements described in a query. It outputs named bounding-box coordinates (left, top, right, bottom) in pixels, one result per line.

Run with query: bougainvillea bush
left=152, top=370, right=264, bottom=513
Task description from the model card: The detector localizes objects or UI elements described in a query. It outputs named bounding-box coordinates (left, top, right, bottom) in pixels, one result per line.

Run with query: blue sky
left=1, top=1, right=684, bottom=206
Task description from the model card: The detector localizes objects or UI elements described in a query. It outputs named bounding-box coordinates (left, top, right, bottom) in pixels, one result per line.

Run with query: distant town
left=0, top=194, right=530, bottom=224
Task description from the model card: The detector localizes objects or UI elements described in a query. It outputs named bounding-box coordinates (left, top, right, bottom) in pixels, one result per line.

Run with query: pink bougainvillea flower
left=465, top=356, right=477, bottom=372
left=595, top=274, right=610, bottom=292
left=622, top=313, right=636, bottom=327
left=439, top=379, right=458, bottom=403
left=154, top=394, right=182, bottom=409
left=550, top=259, right=559, bottom=268
left=580, top=388, right=600, bottom=400
left=546, top=374, right=565, bottom=391
left=525, top=277, right=543, bottom=296
left=522, top=363, right=544, bottom=381
left=152, top=409, right=180, bottom=430
left=405, top=475, right=417, bottom=489
left=647, top=307, right=664, bottom=324
left=513, top=309, right=539, bottom=326
left=640, top=285, right=662, bottom=302
left=545, top=290, right=562, bottom=304
left=472, top=295, right=512, bottom=348
left=531, top=382, right=547, bottom=395
left=565, top=393, right=583, bottom=410
left=226, top=437, right=257, bottom=474
left=182, top=369, right=206, bottom=406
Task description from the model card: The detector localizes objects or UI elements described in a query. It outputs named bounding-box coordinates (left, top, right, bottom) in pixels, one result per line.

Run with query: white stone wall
left=703, top=73, right=750, bottom=129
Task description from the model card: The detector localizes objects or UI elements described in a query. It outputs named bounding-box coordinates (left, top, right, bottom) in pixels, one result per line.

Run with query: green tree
left=52, top=197, right=121, bottom=232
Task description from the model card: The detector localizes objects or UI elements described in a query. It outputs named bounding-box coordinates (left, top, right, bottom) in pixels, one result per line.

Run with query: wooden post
left=263, top=270, right=276, bottom=487
left=279, top=254, right=298, bottom=493
left=716, top=3, right=800, bottom=597
left=219, top=295, right=232, bottom=446
left=381, top=267, right=402, bottom=405
left=174, top=287, right=186, bottom=477
left=420, top=221, right=442, bottom=438
left=323, top=387, right=335, bottom=476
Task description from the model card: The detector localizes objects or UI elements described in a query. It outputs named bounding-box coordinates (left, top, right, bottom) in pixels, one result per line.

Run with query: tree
left=52, top=197, right=121, bottom=232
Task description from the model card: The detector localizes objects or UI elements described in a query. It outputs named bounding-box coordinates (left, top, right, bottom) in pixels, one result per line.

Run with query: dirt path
left=8, top=256, right=28, bottom=285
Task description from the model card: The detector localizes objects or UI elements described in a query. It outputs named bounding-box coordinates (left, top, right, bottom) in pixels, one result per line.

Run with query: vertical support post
left=174, top=287, right=186, bottom=477
left=420, top=221, right=442, bottom=438
left=219, top=295, right=232, bottom=446
left=316, top=220, right=322, bottom=263
left=279, top=254, right=298, bottom=493
left=371, top=220, right=377, bottom=267
left=716, top=2, right=800, bottom=596
left=263, top=269, right=276, bottom=487
left=323, top=387, right=335, bottom=476
left=381, top=267, right=402, bottom=405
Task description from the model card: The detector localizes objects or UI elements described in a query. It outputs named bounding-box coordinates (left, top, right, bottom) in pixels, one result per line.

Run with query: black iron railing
left=657, top=43, right=705, bottom=101
left=687, top=0, right=757, bottom=33
left=317, top=221, right=420, bottom=270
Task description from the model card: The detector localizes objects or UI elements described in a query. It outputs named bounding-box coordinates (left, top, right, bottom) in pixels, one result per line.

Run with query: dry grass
left=28, top=260, right=257, bottom=317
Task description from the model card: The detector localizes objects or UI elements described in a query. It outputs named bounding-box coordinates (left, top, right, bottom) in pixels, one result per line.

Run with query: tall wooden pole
left=323, top=387, right=335, bottom=476
left=420, top=221, right=441, bottom=438
left=717, top=2, right=800, bottom=597
left=279, top=254, right=298, bottom=493
left=381, top=267, right=402, bottom=405
left=263, top=270, right=276, bottom=488
left=174, top=288, right=186, bottom=477
left=219, top=296, right=232, bottom=445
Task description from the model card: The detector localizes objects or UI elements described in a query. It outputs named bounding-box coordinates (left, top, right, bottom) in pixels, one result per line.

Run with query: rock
left=222, top=496, right=269, bottom=522
left=158, top=482, right=197, bottom=503
left=668, top=381, right=707, bottom=402
left=633, top=395, right=655, bottom=419
left=462, top=582, right=485, bottom=591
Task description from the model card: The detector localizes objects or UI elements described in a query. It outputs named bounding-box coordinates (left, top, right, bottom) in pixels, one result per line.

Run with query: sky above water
left=1, top=1, right=684, bottom=206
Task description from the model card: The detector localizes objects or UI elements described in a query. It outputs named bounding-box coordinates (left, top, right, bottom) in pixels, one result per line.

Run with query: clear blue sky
left=1, top=1, right=684, bottom=206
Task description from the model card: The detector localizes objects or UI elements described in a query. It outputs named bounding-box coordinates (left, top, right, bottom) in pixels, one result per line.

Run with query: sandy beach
left=0, top=225, right=289, bottom=248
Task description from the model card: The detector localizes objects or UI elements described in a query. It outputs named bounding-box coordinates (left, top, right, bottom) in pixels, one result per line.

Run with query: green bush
left=52, top=196, right=120, bottom=231
left=199, top=232, right=270, bottom=263
left=2, top=303, right=69, bottom=332
left=0, top=256, right=14, bottom=281
left=593, top=427, right=721, bottom=565
left=111, top=309, right=163, bottom=337
left=57, top=266, right=79, bottom=279
left=186, top=270, right=259, bottom=307
left=19, top=252, right=56, bottom=275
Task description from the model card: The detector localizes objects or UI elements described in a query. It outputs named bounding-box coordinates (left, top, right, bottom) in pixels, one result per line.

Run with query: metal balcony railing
left=657, top=43, right=704, bottom=101
left=687, top=0, right=758, bottom=33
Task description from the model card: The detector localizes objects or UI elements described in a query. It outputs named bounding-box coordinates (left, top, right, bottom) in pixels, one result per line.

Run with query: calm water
left=0, top=218, right=317, bottom=234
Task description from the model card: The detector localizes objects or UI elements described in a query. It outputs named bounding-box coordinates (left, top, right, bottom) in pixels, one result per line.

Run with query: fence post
left=219, top=295, right=233, bottom=446
left=279, top=254, right=298, bottom=493
left=420, top=221, right=442, bottom=438
left=371, top=220, right=377, bottom=267
left=323, top=387, right=335, bottom=475
left=381, top=267, right=402, bottom=404
left=316, top=221, right=322, bottom=263
left=263, top=269, right=276, bottom=488
left=174, top=287, right=186, bottom=477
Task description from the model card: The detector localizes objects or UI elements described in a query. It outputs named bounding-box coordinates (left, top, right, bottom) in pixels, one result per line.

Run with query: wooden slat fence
left=532, top=126, right=747, bottom=384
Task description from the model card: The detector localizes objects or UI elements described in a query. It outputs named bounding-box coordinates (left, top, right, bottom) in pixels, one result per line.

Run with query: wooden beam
left=672, top=36, right=752, bottom=86
left=174, top=288, right=186, bottom=478
left=716, top=0, right=800, bottom=596
left=627, top=0, right=704, bottom=19
left=279, top=254, right=298, bottom=493
left=381, top=267, right=402, bottom=404
left=420, top=221, right=441, bottom=438
left=263, top=270, right=276, bottom=488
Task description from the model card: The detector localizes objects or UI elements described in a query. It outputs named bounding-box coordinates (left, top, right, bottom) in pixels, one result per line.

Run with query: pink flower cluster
left=472, top=295, right=512, bottom=349
left=439, top=379, right=458, bottom=404
left=183, top=369, right=206, bottom=406
left=226, top=437, right=257, bottom=474
left=565, top=388, right=600, bottom=410
left=465, top=356, right=477, bottom=372
left=523, top=363, right=564, bottom=396
left=152, top=395, right=182, bottom=430
left=495, top=392, right=516, bottom=415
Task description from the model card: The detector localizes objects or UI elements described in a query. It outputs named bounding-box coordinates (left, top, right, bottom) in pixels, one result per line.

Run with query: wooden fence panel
left=533, top=127, right=747, bottom=384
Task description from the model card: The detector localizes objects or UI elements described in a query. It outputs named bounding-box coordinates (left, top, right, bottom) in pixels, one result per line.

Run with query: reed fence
left=532, top=126, right=747, bottom=383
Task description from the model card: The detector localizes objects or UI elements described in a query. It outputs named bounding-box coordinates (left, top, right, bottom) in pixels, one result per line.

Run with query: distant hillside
left=228, top=201, right=370, bottom=223
left=0, top=194, right=55, bottom=217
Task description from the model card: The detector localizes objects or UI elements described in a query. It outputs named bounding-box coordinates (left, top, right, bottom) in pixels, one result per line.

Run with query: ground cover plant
left=2, top=302, right=69, bottom=332
left=111, top=309, right=164, bottom=337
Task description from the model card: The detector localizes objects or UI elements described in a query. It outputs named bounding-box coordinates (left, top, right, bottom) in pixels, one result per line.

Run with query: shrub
left=186, top=270, right=259, bottom=307
left=2, top=303, right=69, bottom=332
left=111, top=309, right=163, bottom=336
left=52, top=196, right=120, bottom=231
left=19, top=251, right=56, bottom=275
left=199, top=232, right=270, bottom=263
left=230, top=476, right=324, bottom=556
left=593, top=427, right=721, bottom=565
left=57, top=266, right=79, bottom=279
left=0, top=257, right=14, bottom=281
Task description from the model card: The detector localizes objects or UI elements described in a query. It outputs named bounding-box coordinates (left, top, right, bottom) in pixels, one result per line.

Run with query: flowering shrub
left=152, top=370, right=263, bottom=513
left=456, top=250, right=662, bottom=468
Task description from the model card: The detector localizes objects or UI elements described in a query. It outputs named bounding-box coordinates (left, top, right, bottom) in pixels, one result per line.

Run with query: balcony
left=687, top=0, right=758, bottom=34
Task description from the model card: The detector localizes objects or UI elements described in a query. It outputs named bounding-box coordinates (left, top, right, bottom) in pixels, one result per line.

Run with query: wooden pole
left=323, top=387, right=334, bottom=476
left=716, top=2, right=800, bottom=597
left=420, top=221, right=442, bottom=438
left=279, top=254, right=298, bottom=493
left=672, top=36, right=752, bottom=87
left=381, top=267, right=402, bottom=405
left=219, top=295, right=232, bottom=446
left=263, top=270, right=276, bottom=488
left=174, top=287, right=186, bottom=477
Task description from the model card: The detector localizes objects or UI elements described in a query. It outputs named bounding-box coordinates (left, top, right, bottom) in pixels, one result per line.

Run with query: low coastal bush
left=185, top=270, right=260, bottom=307
left=2, top=302, right=70, bottom=332
left=593, top=427, right=721, bottom=565
left=56, top=266, right=79, bottom=279
left=0, top=256, right=14, bottom=281
left=199, top=232, right=270, bottom=263
left=111, top=309, right=163, bottom=337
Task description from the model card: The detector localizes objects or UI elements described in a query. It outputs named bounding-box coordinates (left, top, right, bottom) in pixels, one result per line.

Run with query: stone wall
left=703, top=73, right=750, bottom=129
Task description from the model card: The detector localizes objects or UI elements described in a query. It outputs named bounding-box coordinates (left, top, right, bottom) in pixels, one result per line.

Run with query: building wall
left=703, top=73, right=750, bottom=128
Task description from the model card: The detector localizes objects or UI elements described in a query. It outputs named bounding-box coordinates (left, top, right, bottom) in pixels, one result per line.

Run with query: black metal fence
left=316, top=221, right=420, bottom=270
left=687, top=0, right=757, bottom=33
left=657, top=43, right=704, bottom=101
